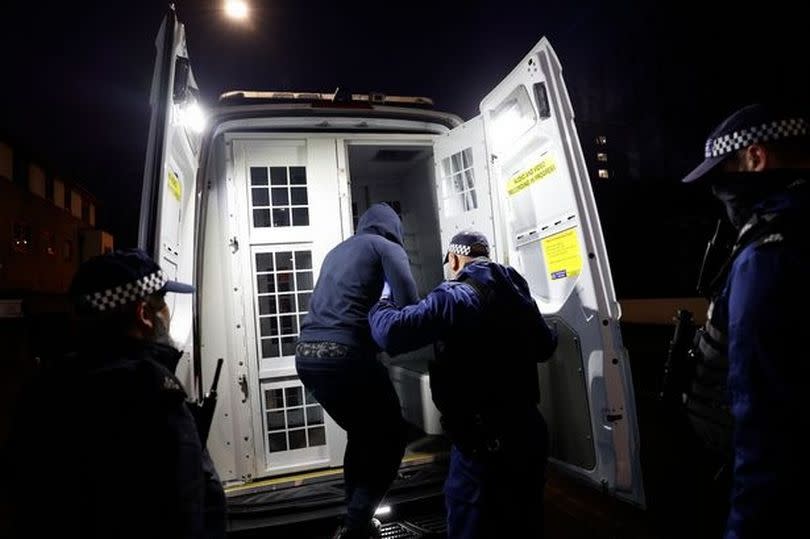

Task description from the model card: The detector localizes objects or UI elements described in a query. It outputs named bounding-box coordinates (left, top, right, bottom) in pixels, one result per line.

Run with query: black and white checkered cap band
left=705, top=118, right=808, bottom=158
left=448, top=243, right=472, bottom=256
left=83, top=270, right=168, bottom=312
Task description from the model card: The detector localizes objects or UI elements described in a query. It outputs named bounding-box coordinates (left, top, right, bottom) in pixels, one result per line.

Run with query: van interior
left=345, top=142, right=593, bottom=468
left=346, top=143, right=444, bottom=432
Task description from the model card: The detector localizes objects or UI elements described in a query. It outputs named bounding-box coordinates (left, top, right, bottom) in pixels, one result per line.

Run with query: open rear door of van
left=140, top=7, right=203, bottom=397
left=431, top=116, right=499, bottom=261
left=480, top=38, right=645, bottom=506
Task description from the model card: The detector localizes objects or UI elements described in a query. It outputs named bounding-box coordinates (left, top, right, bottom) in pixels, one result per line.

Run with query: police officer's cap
left=70, top=248, right=194, bottom=312
left=682, top=103, right=809, bottom=184
left=443, top=230, right=491, bottom=264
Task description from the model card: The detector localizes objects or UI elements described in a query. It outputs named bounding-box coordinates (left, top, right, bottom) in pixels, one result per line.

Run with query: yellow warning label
left=506, top=155, right=557, bottom=196
left=168, top=170, right=181, bottom=201
left=541, top=228, right=582, bottom=280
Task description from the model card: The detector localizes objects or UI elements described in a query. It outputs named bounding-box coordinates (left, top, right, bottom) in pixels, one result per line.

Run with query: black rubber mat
left=227, top=459, right=448, bottom=533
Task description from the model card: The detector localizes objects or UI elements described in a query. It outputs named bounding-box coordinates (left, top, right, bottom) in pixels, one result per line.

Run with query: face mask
left=710, top=171, right=788, bottom=230
left=711, top=180, right=756, bottom=230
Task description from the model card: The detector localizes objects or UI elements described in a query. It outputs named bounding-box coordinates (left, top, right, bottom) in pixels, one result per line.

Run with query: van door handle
left=238, top=374, right=249, bottom=403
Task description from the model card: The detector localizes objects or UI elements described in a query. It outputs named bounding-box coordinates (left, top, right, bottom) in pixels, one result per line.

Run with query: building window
left=70, top=191, right=82, bottom=219
left=255, top=250, right=314, bottom=359
left=250, top=166, right=309, bottom=228
left=12, top=222, right=32, bottom=253
left=440, top=148, right=477, bottom=218
left=597, top=152, right=608, bottom=162
left=263, top=384, right=327, bottom=453
left=53, top=179, right=65, bottom=209
left=28, top=164, right=46, bottom=198
left=598, top=169, right=610, bottom=179
left=64, top=239, right=73, bottom=262
left=596, top=135, right=608, bottom=145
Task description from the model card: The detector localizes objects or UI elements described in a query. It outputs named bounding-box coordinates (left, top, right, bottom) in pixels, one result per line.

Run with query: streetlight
left=224, top=0, right=249, bottom=21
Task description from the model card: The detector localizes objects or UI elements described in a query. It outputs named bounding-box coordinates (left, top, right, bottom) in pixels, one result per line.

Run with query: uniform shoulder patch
left=758, top=233, right=784, bottom=245
left=162, top=375, right=182, bottom=392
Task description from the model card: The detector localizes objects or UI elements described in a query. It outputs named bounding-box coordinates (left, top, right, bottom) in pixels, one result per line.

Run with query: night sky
left=2, top=0, right=807, bottom=295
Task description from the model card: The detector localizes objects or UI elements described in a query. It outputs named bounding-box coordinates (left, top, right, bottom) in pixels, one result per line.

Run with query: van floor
left=226, top=436, right=656, bottom=538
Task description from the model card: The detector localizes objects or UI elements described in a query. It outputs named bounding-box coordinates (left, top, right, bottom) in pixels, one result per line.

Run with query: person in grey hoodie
left=296, top=203, right=418, bottom=539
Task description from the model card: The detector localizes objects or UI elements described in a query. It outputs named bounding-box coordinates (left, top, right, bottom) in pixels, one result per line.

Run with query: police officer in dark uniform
left=681, top=104, right=810, bottom=538
left=3, top=249, right=226, bottom=538
left=369, top=231, right=557, bottom=539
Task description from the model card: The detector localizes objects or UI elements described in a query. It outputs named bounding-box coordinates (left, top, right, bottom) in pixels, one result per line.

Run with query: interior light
left=490, top=100, right=535, bottom=154
left=179, top=100, right=207, bottom=134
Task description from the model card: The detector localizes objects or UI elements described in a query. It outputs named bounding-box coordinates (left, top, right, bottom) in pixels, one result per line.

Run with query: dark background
left=2, top=0, right=807, bottom=297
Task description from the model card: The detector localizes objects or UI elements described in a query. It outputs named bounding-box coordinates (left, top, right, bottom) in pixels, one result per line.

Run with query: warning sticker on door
left=506, top=155, right=557, bottom=196
left=167, top=170, right=182, bottom=202
left=541, top=228, right=582, bottom=280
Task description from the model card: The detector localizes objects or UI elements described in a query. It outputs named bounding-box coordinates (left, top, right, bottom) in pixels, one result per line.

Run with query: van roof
left=218, top=89, right=434, bottom=109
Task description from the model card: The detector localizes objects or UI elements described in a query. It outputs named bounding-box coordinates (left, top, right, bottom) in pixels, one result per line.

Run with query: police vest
left=428, top=272, right=541, bottom=447
left=686, top=211, right=795, bottom=457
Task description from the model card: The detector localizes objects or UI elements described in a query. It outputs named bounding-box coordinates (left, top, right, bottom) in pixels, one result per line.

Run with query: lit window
left=597, top=152, right=608, bottom=162
left=598, top=169, right=610, bottom=179
left=250, top=166, right=309, bottom=228
left=440, top=148, right=478, bottom=218
left=596, top=135, right=607, bottom=145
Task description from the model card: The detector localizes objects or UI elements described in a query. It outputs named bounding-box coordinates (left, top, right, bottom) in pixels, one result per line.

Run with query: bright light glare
left=180, top=101, right=207, bottom=134
left=224, top=0, right=249, bottom=20
left=490, top=101, right=535, bottom=153
left=374, top=505, right=392, bottom=516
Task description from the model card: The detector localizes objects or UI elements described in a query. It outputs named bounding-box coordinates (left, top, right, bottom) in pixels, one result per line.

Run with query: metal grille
left=380, top=522, right=420, bottom=538
left=408, top=513, right=448, bottom=533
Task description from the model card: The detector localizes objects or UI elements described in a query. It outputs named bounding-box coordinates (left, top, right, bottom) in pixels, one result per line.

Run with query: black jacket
left=2, top=338, right=226, bottom=539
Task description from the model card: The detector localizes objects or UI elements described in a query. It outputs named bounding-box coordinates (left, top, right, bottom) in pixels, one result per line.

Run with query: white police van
left=139, top=7, right=645, bottom=515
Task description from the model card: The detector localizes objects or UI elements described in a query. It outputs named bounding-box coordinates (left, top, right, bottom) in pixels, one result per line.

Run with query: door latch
left=238, top=374, right=249, bottom=403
